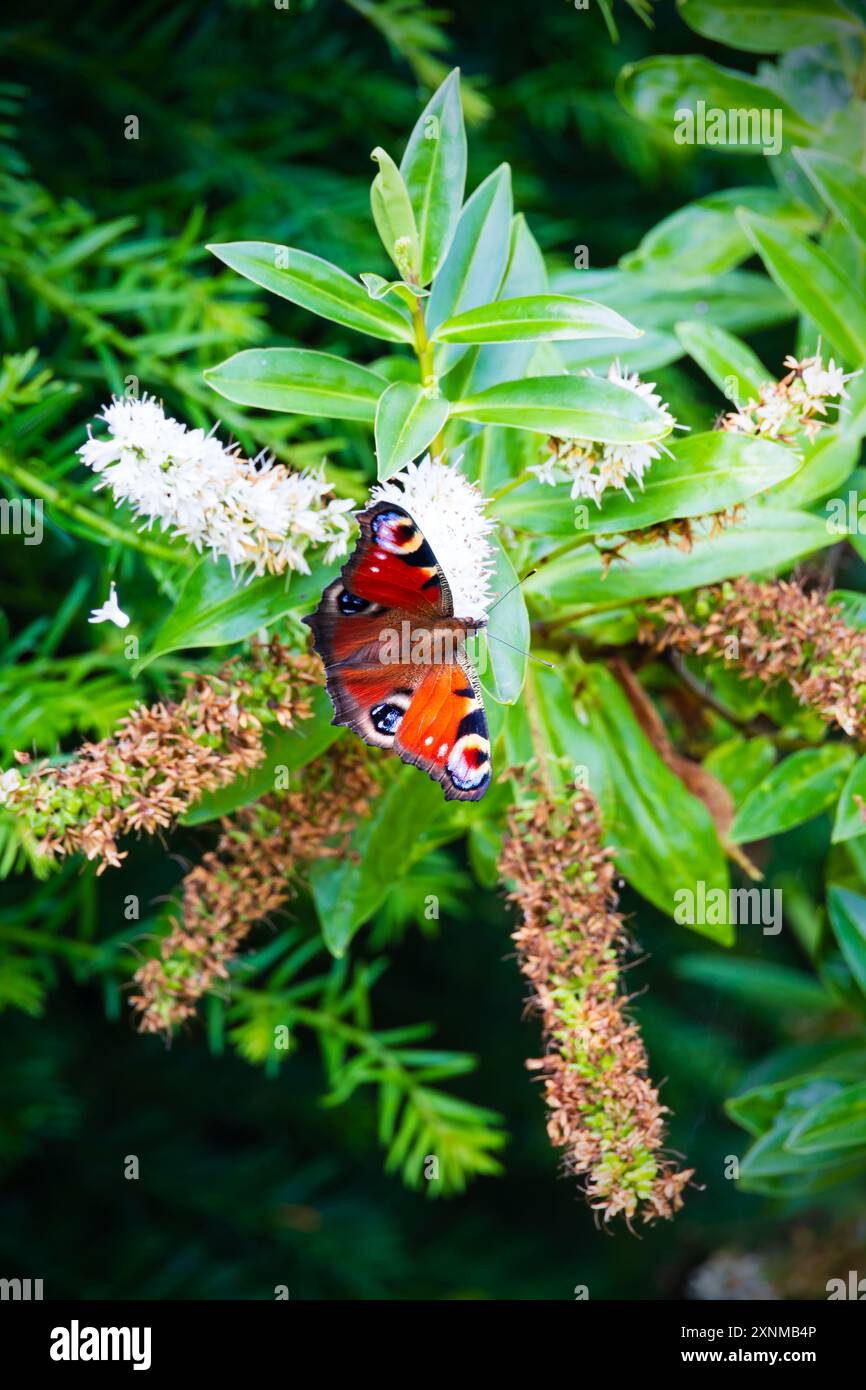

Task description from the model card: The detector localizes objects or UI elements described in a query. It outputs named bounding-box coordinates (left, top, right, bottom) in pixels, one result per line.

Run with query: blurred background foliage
left=2, top=0, right=866, bottom=1298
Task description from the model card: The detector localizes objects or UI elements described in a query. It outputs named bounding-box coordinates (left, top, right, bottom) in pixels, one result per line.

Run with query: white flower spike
left=370, top=454, right=495, bottom=619
left=89, top=581, right=130, bottom=629
left=78, top=396, right=354, bottom=578
left=529, top=362, right=678, bottom=507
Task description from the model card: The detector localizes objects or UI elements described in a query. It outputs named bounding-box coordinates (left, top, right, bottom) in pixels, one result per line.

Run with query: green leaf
left=618, top=56, right=816, bottom=147
left=786, top=1081, right=866, bottom=1154
left=704, top=735, right=777, bottom=807
left=374, top=382, right=449, bottom=481
left=464, top=214, right=549, bottom=395
left=738, top=211, right=866, bottom=366
left=480, top=533, right=529, bottom=705
left=525, top=509, right=831, bottom=608
left=586, top=665, right=730, bottom=936
left=509, top=664, right=614, bottom=818
left=452, top=373, right=673, bottom=442
left=427, top=164, right=513, bottom=371
left=729, top=745, right=856, bottom=844
left=310, top=768, right=455, bottom=956
left=136, top=557, right=296, bottom=672
left=432, top=294, right=641, bottom=345
left=677, top=0, right=863, bottom=52
left=551, top=266, right=794, bottom=338
left=832, top=759, right=866, bottom=844
left=622, top=188, right=817, bottom=280
left=206, top=241, right=413, bottom=344
left=674, top=320, right=769, bottom=403
left=204, top=349, right=386, bottom=422
left=360, top=272, right=428, bottom=310
left=827, top=886, right=866, bottom=997
left=794, top=148, right=866, bottom=252
left=497, top=432, right=799, bottom=537
left=370, top=147, right=420, bottom=281
left=676, top=956, right=833, bottom=1014
left=400, top=67, right=467, bottom=287
left=727, top=1050, right=866, bottom=1134
left=183, top=689, right=342, bottom=826
left=768, top=430, right=864, bottom=510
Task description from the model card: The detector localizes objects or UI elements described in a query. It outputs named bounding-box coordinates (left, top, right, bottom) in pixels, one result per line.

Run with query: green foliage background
left=2, top=0, right=866, bottom=1298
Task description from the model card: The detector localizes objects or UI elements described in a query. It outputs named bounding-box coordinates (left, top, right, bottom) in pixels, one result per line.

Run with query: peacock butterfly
left=303, top=500, right=491, bottom=801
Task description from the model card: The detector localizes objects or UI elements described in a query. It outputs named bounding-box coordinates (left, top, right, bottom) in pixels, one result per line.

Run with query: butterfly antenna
left=486, top=632, right=554, bottom=670
left=486, top=568, right=537, bottom=614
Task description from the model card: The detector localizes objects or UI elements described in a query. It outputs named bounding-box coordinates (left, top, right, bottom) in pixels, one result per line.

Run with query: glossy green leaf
left=727, top=1050, right=866, bottom=1135
left=832, top=760, right=866, bottom=844
left=310, top=768, right=456, bottom=956
left=480, top=532, right=529, bottom=705
left=770, top=429, right=863, bottom=510
left=674, top=320, right=768, bottom=403
left=400, top=68, right=467, bottom=287
left=622, top=188, right=816, bottom=280
left=618, top=56, right=816, bottom=147
left=370, top=147, right=420, bottom=280
left=204, top=348, right=387, bottom=422
left=704, top=736, right=777, bottom=807
left=360, top=272, right=428, bottom=309
left=586, top=665, right=730, bottom=936
left=738, top=211, right=866, bottom=366
left=550, top=266, right=795, bottom=336
left=729, top=745, right=856, bottom=844
left=463, top=213, right=549, bottom=395
left=525, top=509, right=831, bottom=608
left=677, top=0, right=864, bottom=52
left=498, top=431, right=798, bottom=537
left=827, top=886, right=866, bottom=997
left=207, top=241, right=413, bottom=344
left=374, top=382, right=449, bottom=480
left=676, top=956, right=833, bottom=1014
left=427, top=164, right=513, bottom=370
left=504, top=664, right=614, bottom=817
left=432, top=294, right=641, bottom=345
left=452, top=373, right=672, bottom=442
left=794, top=148, right=866, bottom=251
left=786, top=1080, right=866, bottom=1154
left=135, top=557, right=296, bottom=672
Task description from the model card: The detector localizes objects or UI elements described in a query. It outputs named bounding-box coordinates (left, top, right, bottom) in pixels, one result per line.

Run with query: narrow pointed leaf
left=207, top=241, right=413, bottom=344
left=451, top=373, right=673, bottom=441
left=205, top=349, right=386, bottom=422
left=738, top=211, right=866, bottom=366
left=370, top=147, right=419, bottom=280
left=374, top=382, right=449, bottom=481
left=400, top=68, right=467, bottom=287
left=432, top=294, right=641, bottom=345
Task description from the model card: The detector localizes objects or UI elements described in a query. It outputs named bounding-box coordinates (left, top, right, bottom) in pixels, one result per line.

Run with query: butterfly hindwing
left=395, top=653, right=491, bottom=801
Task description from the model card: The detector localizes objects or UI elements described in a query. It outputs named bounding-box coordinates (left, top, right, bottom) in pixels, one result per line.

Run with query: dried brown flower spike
left=500, top=788, right=692, bottom=1225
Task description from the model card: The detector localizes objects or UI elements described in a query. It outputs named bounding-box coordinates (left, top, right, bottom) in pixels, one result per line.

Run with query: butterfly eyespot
left=447, top=733, right=491, bottom=792
left=337, top=588, right=370, bottom=615
left=370, top=701, right=405, bottom=735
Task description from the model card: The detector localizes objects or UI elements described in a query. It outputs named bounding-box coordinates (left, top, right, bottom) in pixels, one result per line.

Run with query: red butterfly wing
left=341, top=501, right=453, bottom=615
left=303, top=501, right=491, bottom=801
left=395, top=654, right=491, bottom=801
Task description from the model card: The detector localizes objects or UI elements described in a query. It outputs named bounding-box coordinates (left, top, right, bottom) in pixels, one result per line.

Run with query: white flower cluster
left=720, top=351, right=855, bottom=444
left=78, top=397, right=354, bottom=577
left=371, top=454, right=496, bottom=618
left=529, top=363, right=677, bottom=506
left=0, top=768, right=22, bottom=807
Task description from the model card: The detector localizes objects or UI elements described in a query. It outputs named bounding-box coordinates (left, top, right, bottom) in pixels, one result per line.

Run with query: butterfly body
left=303, top=501, right=492, bottom=800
